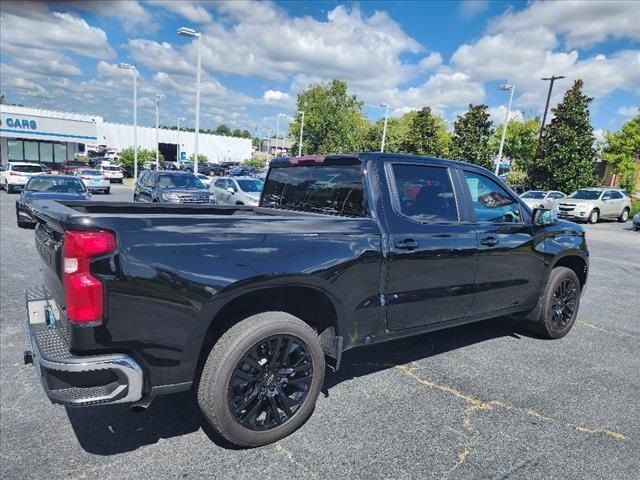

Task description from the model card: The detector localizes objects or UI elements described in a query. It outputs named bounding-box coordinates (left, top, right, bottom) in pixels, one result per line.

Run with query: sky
left=1, top=0, right=638, bottom=139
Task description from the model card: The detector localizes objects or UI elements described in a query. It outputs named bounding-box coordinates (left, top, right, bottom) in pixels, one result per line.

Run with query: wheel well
left=198, top=286, right=339, bottom=366
left=554, top=256, right=587, bottom=289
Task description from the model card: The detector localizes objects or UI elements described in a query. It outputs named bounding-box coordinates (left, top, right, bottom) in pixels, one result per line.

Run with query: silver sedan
left=520, top=190, right=566, bottom=210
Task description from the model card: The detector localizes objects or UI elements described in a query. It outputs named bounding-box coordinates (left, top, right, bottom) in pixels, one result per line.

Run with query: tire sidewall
left=588, top=209, right=599, bottom=224
left=540, top=267, right=581, bottom=339
left=620, top=208, right=629, bottom=222
left=200, top=314, right=325, bottom=447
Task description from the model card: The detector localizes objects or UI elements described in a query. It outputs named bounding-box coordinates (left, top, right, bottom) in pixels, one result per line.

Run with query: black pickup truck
left=25, top=153, right=588, bottom=447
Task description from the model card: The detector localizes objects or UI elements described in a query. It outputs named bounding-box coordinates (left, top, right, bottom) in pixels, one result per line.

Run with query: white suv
left=1, top=162, right=46, bottom=193
left=97, top=163, right=124, bottom=183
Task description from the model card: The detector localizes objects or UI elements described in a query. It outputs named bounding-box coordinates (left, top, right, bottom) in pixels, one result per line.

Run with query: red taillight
left=10, top=171, right=22, bottom=176
left=81, top=176, right=91, bottom=180
left=63, top=231, right=116, bottom=324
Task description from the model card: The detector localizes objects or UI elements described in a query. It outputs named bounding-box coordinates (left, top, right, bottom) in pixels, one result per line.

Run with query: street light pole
left=177, top=117, right=185, bottom=163
left=380, top=103, right=390, bottom=152
left=275, top=115, right=281, bottom=158
left=118, top=63, right=138, bottom=181
left=495, top=84, right=515, bottom=176
left=178, top=27, right=202, bottom=172
left=266, top=129, right=273, bottom=162
left=298, top=111, right=305, bottom=156
left=537, top=75, right=565, bottom=156
left=277, top=113, right=286, bottom=157
left=155, top=94, right=164, bottom=170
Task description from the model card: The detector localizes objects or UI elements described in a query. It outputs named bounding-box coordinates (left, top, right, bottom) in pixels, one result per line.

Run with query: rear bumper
left=24, top=288, right=143, bottom=406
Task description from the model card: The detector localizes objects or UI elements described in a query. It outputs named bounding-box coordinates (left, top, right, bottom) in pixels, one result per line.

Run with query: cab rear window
left=262, top=161, right=365, bottom=217
left=13, top=165, right=44, bottom=173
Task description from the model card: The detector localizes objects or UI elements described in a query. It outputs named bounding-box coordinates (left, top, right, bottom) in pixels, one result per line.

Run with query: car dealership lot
left=1, top=185, right=638, bottom=479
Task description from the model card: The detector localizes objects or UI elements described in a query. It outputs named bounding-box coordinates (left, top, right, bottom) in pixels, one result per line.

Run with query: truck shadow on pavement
left=66, top=316, right=533, bottom=454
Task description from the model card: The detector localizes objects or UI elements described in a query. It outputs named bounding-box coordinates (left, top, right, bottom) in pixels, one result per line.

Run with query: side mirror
left=227, top=187, right=235, bottom=194
left=533, top=207, right=557, bottom=226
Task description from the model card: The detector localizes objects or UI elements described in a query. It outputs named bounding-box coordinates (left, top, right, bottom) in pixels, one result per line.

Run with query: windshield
left=237, top=179, right=264, bottom=193
left=521, top=191, right=545, bottom=199
left=25, top=177, right=86, bottom=193
left=261, top=161, right=365, bottom=217
left=78, top=169, right=101, bottom=176
left=569, top=190, right=602, bottom=200
left=13, top=165, right=44, bottom=173
left=157, top=173, right=205, bottom=189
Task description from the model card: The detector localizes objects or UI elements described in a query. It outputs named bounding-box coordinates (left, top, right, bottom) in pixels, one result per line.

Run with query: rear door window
left=389, top=164, right=458, bottom=223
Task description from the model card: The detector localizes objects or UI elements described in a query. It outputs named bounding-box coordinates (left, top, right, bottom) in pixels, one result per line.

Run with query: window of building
left=53, top=143, right=67, bottom=163
left=464, top=171, right=521, bottom=224
left=8, top=140, right=24, bottom=160
left=391, top=164, right=458, bottom=223
left=40, top=142, right=54, bottom=163
left=24, top=141, right=40, bottom=161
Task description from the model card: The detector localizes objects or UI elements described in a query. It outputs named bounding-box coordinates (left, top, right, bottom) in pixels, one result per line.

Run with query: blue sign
left=3, top=118, right=37, bottom=130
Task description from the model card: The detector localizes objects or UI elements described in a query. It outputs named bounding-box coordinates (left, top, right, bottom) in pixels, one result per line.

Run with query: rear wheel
left=105, top=188, right=111, bottom=194
left=526, top=266, right=580, bottom=339
left=618, top=208, right=629, bottom=223
left=587, top=208, right=599, bottom=224
left=197, top=312, right=325, bottom=447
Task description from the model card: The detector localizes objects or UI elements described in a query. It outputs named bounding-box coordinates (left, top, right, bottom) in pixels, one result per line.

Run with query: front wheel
left=197, top=312, right=325, bottom=447
left=526, top=266, right=580, bottom=339
left=587, top=209, right=599, bottom=224
left=618, top=208, right=629, bottom=223
left=105, top=188, right=110, bottom=194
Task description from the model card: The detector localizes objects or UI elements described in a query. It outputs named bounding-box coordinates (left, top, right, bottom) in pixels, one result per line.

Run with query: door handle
left=394, top=238, right=420, bottom=250
left=480, top=236, right=499, bottom=247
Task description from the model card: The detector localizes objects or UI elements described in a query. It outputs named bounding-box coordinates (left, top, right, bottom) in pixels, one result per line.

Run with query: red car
left=61, top=160, right=89, bottom=174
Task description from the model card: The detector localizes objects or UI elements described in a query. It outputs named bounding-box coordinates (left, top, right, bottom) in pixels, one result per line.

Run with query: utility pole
left=536, top=75, right=565, bottom=156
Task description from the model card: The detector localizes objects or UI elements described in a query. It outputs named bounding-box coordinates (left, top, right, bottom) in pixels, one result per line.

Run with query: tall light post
left=495, top=84, right=515, bottom=175
left=265, top=128, right=273, bottom=162
left=155, top=94, right=164, bottom=170
left=177, top=116, right=185, bottom=162
left=178, top=27, right=202, bottom=172
left=536, top=75, right=565, bottom=158
left=380, top=103, right=390, bottom=152
left=118, top=63, right=138, bottom=181
left=297, top=111, right=305, bottom=156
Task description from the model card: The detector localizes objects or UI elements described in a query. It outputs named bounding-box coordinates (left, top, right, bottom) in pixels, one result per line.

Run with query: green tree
left=245, top=157, right=266, bottom=169
left=533, top=79, right=599, bottom=192
left=289, top=79, right=367, bottom=155
left=450, top=104, right=495, bottom=170
left=402, top=107, right=450, bottom=157
left=362, top=116, right=409, bottom=153
left=231, top=129, right=243, bottom=137
left=118, top=147, right=160, bottom=171
left=603, top=110, right=640, bottom=192
left=215, top=124, right=232, bottom=136
left=490, top=117, right=540, bottom=183
left=189, top=153, right=209, bottom=163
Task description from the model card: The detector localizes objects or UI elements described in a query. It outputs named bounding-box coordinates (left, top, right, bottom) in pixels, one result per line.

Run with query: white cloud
left=60, top=1, right=155, bottom=34
left=458, top=0, right=489, bottom=21
left=150, top=1, right=213, bottom=23
left=490, top=0, right=640, bottom=48
left=262, top=90, right=292, bottom=107
left=418, top=52, right=443, bottom=71
left=617, top=106, right=639, bottom=118
left=127, top=39, right=197, bottom=76
left=0, top=6, right=114, bottom=60
left=487, top=106, right=524, bottom=126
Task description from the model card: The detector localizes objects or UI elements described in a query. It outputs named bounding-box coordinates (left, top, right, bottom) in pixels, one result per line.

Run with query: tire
left=618, top=208, right=630, bottom=223
left=587, top=208, right=599, bottom=224
left=105, top=188, right=110, bottom=194
left=236, top=202, right=244, bottom=206
left=197, top=312, right=325, bottom=448
left=526, top=266, right=581, bottom=339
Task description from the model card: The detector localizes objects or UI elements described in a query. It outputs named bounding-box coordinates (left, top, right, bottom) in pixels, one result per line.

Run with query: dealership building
left=0, top=105, right=252, bottom=166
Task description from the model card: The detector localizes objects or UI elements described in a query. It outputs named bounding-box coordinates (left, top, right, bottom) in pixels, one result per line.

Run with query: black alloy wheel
left=550, top=278, right=577, bottom=330
left=228, top=335, right=313, bottom=431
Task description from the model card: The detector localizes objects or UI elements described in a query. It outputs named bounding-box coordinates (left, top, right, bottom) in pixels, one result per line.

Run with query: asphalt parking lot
left=1, top=184, right=639, bottom=480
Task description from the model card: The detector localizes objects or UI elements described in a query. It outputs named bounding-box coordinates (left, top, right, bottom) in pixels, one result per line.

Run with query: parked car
left=211, top=176, right=263, bottom=205
left=25, top=153, right=589, bottom=448
left=73, top=168, right=110, bottom=194
left=15, top=175, right=90, bottom=228
left=196, top=173, right=212, bottom=187
left=520, top=190, right=566, bottom=209
left=96, top=163, right=124, bottom=183
left=133, top=170, right=216, bottom=203
left=507, top=184, right=531, bottom=195
left=61, top=160, right=89, bottom=174
left=229, top=166, right=259, bottom=177
left=182, top=161, right=224, bottom=177
left=558, top=188, right=631, bottom=223
left=1, top=162, right=46, bottom=193
left=633, top=212, right=640, bottom=231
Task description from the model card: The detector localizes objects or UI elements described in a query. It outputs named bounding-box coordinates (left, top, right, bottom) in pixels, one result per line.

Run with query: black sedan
left=16, top=175, right=91, bottom=228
